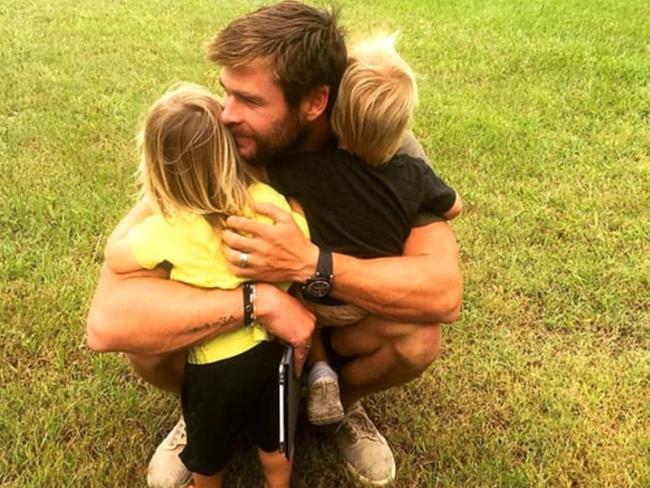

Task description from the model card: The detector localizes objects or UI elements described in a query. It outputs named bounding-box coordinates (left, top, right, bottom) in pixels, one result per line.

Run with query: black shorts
left=179, top=340, right=283, bottom=475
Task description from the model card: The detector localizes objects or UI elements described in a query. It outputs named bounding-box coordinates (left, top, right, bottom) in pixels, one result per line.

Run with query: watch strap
left=301, top=248, right=334, bottom=300
left=316, top=247, right=333, bottom=279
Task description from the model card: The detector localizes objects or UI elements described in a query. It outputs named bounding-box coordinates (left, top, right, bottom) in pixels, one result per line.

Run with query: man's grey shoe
left=308, top=375, right=345, bottom=425
left=335, top=402, right=396, bottom=486
left=146, top=416, right=192, bottom=488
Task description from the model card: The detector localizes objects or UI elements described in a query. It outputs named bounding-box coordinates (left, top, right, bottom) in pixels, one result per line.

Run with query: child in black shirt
left=268, top=34, right=462, bottom=425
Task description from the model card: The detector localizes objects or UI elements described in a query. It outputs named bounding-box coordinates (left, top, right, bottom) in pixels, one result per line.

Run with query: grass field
left=1, top=0, right=649, bottom=486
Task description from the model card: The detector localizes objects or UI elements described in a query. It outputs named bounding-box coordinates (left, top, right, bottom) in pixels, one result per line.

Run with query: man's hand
left=255, top=283, right=316, bottom=376
left=222, top=203, right=318, bottom=283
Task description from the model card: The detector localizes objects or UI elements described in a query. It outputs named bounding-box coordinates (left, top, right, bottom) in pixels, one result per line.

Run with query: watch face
left=305, top=278, right=332, bottom=298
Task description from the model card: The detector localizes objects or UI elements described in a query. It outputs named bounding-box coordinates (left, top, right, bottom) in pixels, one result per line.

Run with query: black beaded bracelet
left=242, top=282, right=256, bottom=327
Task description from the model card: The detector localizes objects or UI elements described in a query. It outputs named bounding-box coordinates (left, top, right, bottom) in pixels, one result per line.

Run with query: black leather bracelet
left=242, top=282, right=256, bottom=327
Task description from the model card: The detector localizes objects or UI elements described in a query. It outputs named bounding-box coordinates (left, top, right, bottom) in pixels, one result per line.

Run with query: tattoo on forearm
left=190, top=315, right=236, bottom=334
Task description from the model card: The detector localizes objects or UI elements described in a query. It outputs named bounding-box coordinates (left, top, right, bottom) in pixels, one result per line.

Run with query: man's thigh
left=126, top=350, right=187, bottom=393
left=330, top=314, right=442, bottom=367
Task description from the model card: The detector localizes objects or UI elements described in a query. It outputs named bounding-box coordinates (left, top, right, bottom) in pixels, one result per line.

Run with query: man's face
left=219, top=60, right=305, bottom=166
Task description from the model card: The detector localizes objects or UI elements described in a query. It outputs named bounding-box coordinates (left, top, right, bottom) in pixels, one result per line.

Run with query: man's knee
left=392, top=324, right=442, bottom=379
left=126, top=351, right=186, bottom=393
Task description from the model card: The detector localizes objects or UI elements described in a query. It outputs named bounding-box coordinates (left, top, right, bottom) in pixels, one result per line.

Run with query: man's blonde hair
left=331, top=34, right=418, bottom=167
left=138, top=83, right=255, bottom=228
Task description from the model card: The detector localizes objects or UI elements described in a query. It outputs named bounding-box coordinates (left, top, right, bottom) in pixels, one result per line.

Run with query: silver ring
left=239, top=251, right=250, bottom=268
left=238, top=251, right=250, bottom=268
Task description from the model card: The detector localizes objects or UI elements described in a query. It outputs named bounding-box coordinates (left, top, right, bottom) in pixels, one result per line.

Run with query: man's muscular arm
left=222, top=205, right=462, bottom=324
left=86, top=265, right=244, bottom=354
left=86, top=203, right=316, bottom=369
left=87, top=200, right=244, bottom=354
left=86, top=266, right=315, bottom=370
left=329, top=221, right=461, bottom=322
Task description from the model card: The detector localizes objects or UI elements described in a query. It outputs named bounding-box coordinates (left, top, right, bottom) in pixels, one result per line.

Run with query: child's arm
left=414, top=158, right=461, bottom=222
left=106, top=198, right=153, bottom=245
left=104, top=236, right=144, bottom=274
left=104, top=198, right=153, bottom=274
left=443, top=192, right=463, bottom=220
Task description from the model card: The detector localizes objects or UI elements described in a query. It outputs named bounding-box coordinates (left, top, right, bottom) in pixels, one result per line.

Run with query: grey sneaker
left=308, top=376, right=345, bottom=425
left=335, top=402, right=396, bottom=486
left=146, top=416, right=192, bottom=488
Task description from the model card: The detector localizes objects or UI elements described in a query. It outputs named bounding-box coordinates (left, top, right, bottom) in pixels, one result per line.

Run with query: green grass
left=2, top=0, right=649, bottom=486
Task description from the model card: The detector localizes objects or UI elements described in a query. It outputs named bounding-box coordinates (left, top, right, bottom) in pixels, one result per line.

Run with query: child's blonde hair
left=331, top=34, right=418, bottom=167
left=138, top=83, right=255, bottom=228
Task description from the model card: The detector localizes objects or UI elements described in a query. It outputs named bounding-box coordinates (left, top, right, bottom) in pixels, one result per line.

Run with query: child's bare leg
left=307, top=327, right=344, bottom=425
left=190, top=471, right=224, bottom=488
left=258, top=449, right=292, bottom=488
left=309, top=327, right=329, bottom=364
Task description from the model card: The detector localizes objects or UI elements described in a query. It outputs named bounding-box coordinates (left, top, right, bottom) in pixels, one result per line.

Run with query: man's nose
left=220, top=96, right=240, bottom=126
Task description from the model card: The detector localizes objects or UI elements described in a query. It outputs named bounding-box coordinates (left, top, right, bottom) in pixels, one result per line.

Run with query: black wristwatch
left=302, top=248, right=333, bottom=299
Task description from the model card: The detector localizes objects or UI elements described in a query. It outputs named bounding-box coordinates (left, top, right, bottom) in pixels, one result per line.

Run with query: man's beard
left=232, top=109, right=307, bottom=167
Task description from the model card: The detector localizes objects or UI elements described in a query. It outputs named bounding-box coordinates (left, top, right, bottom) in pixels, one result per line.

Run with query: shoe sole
left=343, top=459, right=396, bottom=487
left=308, top=411, right=346, bottom=425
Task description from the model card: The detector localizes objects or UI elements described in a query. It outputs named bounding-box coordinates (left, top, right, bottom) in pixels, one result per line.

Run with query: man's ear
left=300, top=85, right=330, bottom=122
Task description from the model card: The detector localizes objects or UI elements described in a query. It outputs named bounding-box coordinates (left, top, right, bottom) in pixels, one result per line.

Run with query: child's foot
left=307, top=362, right=345, bottom=425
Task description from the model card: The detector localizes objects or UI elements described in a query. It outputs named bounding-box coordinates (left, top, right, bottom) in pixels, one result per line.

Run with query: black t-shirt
left=268, top=148, right=456, bottom=258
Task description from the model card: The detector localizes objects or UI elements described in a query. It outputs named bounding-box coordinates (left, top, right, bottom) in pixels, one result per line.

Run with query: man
left=86, top=2, right=462, bottom=487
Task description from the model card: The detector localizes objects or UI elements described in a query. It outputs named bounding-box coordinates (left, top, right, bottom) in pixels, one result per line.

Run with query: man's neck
left=256, top=115, right=333, bottom=182
left=299, top=115, right=333, bottom=153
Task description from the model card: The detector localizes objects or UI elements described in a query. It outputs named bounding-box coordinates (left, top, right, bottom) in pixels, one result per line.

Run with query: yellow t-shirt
left=126, top=182, right=309, bottom=364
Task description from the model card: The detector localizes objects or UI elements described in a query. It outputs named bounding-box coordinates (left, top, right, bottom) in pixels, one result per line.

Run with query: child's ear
left=300, top=85, right=330, bottom=122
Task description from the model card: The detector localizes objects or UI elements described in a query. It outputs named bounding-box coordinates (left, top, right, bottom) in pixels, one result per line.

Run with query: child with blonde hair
left=267, top=35, right=462, bottom=426
left=104, top=83, right=308, bottom=488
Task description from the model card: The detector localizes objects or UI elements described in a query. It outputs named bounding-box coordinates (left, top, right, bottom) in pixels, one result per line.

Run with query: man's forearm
left=86, top=265, right=243, bottom=355
left=221, top=205, right=462, bottom=324
left=330, top=221, right=462, bottom=323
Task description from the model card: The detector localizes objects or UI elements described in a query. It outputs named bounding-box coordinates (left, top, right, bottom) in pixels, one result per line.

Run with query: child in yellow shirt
left=104, top=83, right=307, bottom=488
